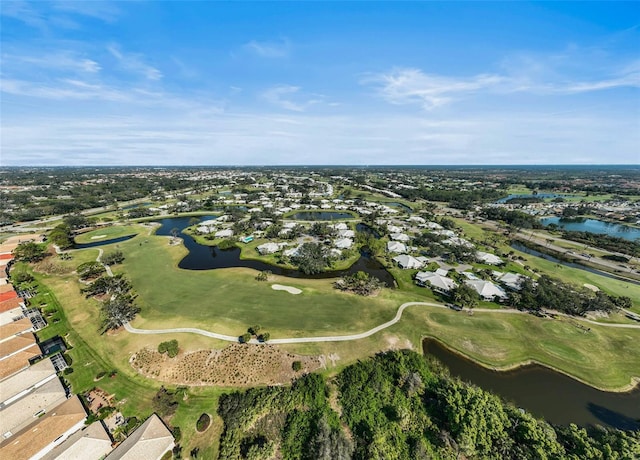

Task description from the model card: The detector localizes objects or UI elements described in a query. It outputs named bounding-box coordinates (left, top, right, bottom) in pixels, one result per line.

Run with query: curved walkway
left=123, top=301, right=640, bottom=344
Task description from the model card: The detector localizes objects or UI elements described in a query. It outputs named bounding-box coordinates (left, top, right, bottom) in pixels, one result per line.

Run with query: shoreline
left=421, top=335, right=640, bottom=394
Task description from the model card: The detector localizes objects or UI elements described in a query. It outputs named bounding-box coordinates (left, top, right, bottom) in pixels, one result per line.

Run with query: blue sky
left=1, top=1, right=638, bottom=166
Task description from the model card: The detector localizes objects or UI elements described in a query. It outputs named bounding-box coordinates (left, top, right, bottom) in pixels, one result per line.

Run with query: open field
left=74, top=225, right=139, bottom=244
left=116, top=233, right=404, bottom=337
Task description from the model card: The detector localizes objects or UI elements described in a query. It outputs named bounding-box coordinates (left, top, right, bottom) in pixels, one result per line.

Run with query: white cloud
left=244, top=39, right=290, bottom=58
left=262, top=85, right=306, bottom=111
left=4, top=51, right=101, bottom=73
left=364, top=68, right=505, bottom=109
left=107, top=44, right=162, bottom=80
left=366, top=59, right=640, bottom=110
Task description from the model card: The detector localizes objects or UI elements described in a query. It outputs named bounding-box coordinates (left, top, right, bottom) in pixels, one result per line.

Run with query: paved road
left=123, top=300, right=640, bottom=344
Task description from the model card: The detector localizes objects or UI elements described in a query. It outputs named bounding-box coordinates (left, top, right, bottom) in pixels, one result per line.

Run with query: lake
left=423, top=338, right=640, bottom=429
left=541, top=217, right=640, bottom=241
left=154, top=216, right=395, bottom=286
left=496, top=193, right=573, bottom=204
left=289, top=211, right=355, bottom=220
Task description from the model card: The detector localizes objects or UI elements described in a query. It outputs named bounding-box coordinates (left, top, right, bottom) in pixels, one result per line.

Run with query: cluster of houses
left=382, top=216, right=530, bottom=302
left=0, top=235, right=174, bottom=460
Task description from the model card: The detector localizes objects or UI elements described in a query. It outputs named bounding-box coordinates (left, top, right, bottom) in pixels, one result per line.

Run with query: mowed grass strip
left=118, top=233, right=401, bottom=337
left=74, top=225, right=139, bottom=244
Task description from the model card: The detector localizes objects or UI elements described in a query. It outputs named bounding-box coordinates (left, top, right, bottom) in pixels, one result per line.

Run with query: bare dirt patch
left=271, top=284, right=302, bottom=295
left=130, top=344, right=322, bottom=387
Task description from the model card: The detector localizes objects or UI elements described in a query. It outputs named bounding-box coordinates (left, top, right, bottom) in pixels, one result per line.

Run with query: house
left=283, top=245, right=302, bottom=257
left=476, top=251, right=504, bottom=265
left=0, top=375, right=67, bottom=438
left=408, top=216, right=426, bottom=224
left=390, top=233, right=410, bottom=242
left=104, top=414, right=174, bottom=460
left=330, top=223, right=348, bottom=231
left=0, top=318, right=34, bottom=343
left=435, top=268, right=450, bottom=277
left=499, top=273, right=527, bottom=291
left=41, top=421, right=113, bottom=460
left=214, top=229, right=234, bottom=239
left=442, top=237, right=474, bottom=249
left=256, top=242, right=282, bottom=255
left=392, top=254, right=424, bottom=270
left=0, top=395, right=87, bottom=460
left=334, top=238, right=353, bottom=249
left=387, top=225, right=404, bottom=233
left=465, top=279, right=508, bottom=301
left=415, top=272, right=457, bottom=294
left=386, top=241, right=407, bottom=253
left=433, top=229, right=455, bottom=237
left=337, top=229, right=355, bottom=238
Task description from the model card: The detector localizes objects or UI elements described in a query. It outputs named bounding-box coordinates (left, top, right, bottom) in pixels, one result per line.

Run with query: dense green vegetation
left=158, top=339, right=180, bottom=358
left=508, top=275, right=632, bottom=315
left=218, top=351, right=640, bottom=460
left=479, top=207, right=543, bottom=230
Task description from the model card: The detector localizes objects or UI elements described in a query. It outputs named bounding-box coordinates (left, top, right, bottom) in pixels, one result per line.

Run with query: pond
left=510, top=242, right=639, bottom=285
left=423, top=338, right=640, bottom=429
left=154, top=216, right=395, bottom=286
left=288, top=211, right=355, bottom=221
left=74, top=234, right=137, bottom=249
left=541, top=217, right=640, bottom=241
left=496, top=193, right=573, bottom=204
left=384, top=202, right=413, bottom=213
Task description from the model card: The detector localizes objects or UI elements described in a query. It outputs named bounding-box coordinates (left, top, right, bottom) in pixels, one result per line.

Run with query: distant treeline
left=479, top=207, right=543, bottom=229
left=397, top=188, right=505, bottom=209
left=216, top=350, right=639, bottom=460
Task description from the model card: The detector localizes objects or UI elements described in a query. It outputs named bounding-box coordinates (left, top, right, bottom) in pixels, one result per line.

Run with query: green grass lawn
left=74, top=225, right=139, bottom=244
left=117, top=233, right=402, bottom=337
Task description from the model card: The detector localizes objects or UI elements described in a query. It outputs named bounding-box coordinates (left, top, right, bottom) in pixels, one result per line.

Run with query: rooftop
left=105, top=414, right=174, bottom=460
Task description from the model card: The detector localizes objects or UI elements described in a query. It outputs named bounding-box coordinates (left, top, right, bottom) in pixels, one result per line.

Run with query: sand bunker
left=583, top=283, right=600, bottom=292
left=271, top=284, right=302, bottom=295
left=90, top=235, right=107, bottom=240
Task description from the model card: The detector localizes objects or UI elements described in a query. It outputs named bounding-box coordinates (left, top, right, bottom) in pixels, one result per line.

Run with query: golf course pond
left=154, top=216, right=396, bottom=286
left=423, top=338, right=640, bottom=430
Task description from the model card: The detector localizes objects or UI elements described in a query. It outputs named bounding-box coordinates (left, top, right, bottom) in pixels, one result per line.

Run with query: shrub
left=158, top=340, right=179, bottom=358
left=292, top=361, right=302, bottom=372
left=196, top=413, right=211, bottom=432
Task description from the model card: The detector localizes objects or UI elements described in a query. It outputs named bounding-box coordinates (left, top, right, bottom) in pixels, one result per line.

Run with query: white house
left=256, top=242, right=281, bottom=255
left=390, top=233, right=411, bottom=242
left=499, top=273, right=527, bottom=290
left=386, top=241, right=407, bottom=253
left=415, top=271, right=457, bottom=293
left=442, top=237, right=474, bottom=249
left=338, top=229, right=355, bottom=238
left=465, top=279, right=508, bottom=301
left=214, top=229, right=234, bottom=238
left=476, top=251, right=504, bottom=265
left=334, top=238, right=353, bottom=249
left=330, top=223, right=349, bottom=231
left=387, top=225, right=404, bottom=233
left=392, top=254, right=424, bottom=270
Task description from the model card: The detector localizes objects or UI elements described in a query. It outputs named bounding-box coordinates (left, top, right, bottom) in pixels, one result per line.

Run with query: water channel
left=541, top=217, right=640, bottom=241
left=510, top=242, right=640, bottom=285
left=423, top=338, right=640, bottom=429
left=154, top=216, right=395, bottom=286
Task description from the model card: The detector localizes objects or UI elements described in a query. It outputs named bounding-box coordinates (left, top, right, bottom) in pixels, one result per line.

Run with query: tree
left=239, top=333, right=252, bottom=344
left=258, top=332, right=270, bottom=342
left=63, top=213, right=89, bottom=230
left=255, top=270, right=272, bottom=281
left=451, top=284, right=479, bottom=309
left=13, top=242, right=46, bottom=262
left=248, top=325, right=261, bottom=336
left=292, top=360, right=302, bottom=372
left=102, top=250, right=125, bottom=266
left=188, top=217, right=200, bottom=227
left=76, top=261, right=106, bottom=280
left=100, top=295, right=140, bottom=332
left=49, top=224, right=73, bottom=249
left=170, top=227, right=179, bottom=238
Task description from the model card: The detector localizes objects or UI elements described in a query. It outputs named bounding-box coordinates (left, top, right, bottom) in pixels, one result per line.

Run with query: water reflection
left=423, top=338, right=640, bottom=429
